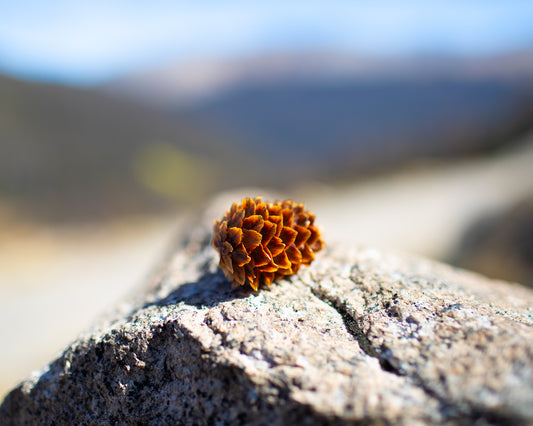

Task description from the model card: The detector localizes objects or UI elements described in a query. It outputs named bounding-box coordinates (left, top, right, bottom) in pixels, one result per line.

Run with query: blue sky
left=1, top=1, right=533, bottom=85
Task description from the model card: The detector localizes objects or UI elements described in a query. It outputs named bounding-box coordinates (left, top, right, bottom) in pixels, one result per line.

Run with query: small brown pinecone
left=212, top=196, right=325, bottom=290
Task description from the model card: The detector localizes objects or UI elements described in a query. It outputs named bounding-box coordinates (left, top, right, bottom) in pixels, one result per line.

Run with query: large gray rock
left=452, top=196, right=533, bottom=288
left=2, top=197, right=533, bottom=425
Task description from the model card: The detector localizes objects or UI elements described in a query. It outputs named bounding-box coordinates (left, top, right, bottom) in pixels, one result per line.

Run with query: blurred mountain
left=3, top=50, right=533, bottom=222
left=0, top=74, right=259, bottom=221
left=106, top=50, right=533, bottom=179
left=107, top=50, right=533, bottom=107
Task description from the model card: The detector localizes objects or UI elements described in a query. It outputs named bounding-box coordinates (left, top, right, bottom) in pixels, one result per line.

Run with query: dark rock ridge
left=2, top=196, right=533, bottom=425
left=452, top=195, right=533, bottom=288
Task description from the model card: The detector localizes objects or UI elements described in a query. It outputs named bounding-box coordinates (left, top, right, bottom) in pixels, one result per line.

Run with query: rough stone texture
left=2, top=196, right=533, bottom=425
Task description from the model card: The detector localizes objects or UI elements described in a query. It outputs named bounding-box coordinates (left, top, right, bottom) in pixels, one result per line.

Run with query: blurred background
left=1, top=0, right=533, bottom=398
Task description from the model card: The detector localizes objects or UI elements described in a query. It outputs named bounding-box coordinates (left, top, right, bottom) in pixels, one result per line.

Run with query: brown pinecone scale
left=212, top=196, right=325, bottom=290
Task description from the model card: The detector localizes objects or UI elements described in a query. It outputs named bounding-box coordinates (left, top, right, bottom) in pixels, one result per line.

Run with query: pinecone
left=212, top=196, right=325, bottom=290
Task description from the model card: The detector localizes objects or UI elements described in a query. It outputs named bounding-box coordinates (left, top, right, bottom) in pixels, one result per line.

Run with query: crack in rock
left=307, top=285, right=489, bottom=423
left=309, top=287, right=398, bottom=375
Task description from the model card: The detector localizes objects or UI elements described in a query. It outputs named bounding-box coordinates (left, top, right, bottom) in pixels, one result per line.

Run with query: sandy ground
left=1, top=134, right=532, bottom=399
left=303, top=137, right=533, bottom=259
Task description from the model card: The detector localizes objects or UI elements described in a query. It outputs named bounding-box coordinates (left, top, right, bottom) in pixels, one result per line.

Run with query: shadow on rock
left=145, top=270, right=255, bottom=309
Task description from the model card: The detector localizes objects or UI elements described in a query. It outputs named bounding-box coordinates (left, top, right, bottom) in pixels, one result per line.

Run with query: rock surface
left=2, top=196, right=533, bottom=425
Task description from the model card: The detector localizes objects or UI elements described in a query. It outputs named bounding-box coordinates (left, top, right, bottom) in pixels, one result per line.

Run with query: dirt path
left=302, top=136, right=533, bottom=259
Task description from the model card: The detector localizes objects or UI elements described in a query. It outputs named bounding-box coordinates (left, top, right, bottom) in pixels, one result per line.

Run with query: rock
left=452, top=196, right=533, bottom=289
left=2, top=195, right=533, bottom=425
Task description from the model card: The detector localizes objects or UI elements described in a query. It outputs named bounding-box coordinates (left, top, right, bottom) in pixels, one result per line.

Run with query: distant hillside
left=184, top=78, right=533, bottom=178
left=4, top=50, right=533, bottom=221
left=0, top=75, right=261, bottom=221
left=107, top=50, right=533, bottom=179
